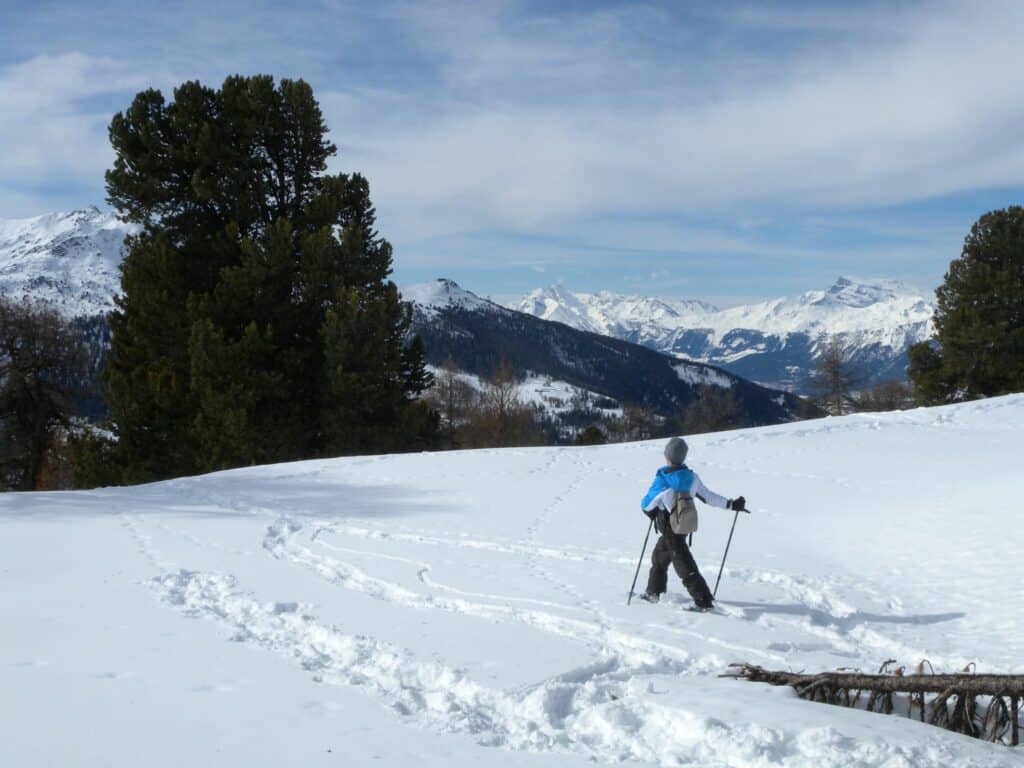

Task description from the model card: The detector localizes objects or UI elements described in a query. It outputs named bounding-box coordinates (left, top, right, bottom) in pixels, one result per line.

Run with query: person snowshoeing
left=638, top=436, right=746, bottom=611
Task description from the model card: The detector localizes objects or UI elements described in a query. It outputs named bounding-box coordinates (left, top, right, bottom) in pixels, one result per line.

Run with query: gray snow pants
left=645, top=523, right=714, bottom=608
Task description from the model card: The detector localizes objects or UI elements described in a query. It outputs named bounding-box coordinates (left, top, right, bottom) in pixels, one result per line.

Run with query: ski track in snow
left=521, top=451, right=616, bottom=638
left=313, top=534, right=593, bottom=614
left=309, top=520, right=844, bottom=666
left=149, top=567, right=695, bottom=761
left=128, top=497, right=944, bottom=764
left=152, top=567, right=989, bottom=767
left=119, top=512, right=171, bottom=571
left=129, top=485, right=977, bottom=692
left=315, top=522, right=635, bottom=566
left=304, top=518, right=970, bottom=673
left=264, top=517, right=697, bottom=672
left=132, top=476, right=971, bottom=680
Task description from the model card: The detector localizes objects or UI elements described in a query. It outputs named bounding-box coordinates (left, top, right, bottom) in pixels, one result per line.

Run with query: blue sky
left=2, top=1, right=1023, bottom=305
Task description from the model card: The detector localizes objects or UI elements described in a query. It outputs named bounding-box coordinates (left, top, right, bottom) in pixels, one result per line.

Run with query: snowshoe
left=686, top=603, right=715, bottom=613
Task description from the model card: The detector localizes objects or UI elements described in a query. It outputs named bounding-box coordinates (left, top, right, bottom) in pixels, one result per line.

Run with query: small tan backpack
left=669, top=491, right=699, bottom=534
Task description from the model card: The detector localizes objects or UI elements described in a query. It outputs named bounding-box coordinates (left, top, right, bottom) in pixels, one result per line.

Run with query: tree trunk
left=724, top=663, right=1024, bottom=746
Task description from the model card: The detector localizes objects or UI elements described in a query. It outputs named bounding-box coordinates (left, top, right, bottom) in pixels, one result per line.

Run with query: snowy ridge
left=0, top=207, right=135, bottom=316
left=708, top=276, right=934, bottom=351
left=519, top=284, right=718, bottom=339
left=515, top=278, right=936, bottom=391
left=516, top=277, right=933, bottom=351
left=4, top=395, right=1022, bottom=766
left=403, top=278, right=508, bottom=317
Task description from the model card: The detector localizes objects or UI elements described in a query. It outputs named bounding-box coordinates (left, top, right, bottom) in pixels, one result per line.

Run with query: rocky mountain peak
left=0, top=207, right=136, bottom=316
left=817, top=276, right=920, bottom=309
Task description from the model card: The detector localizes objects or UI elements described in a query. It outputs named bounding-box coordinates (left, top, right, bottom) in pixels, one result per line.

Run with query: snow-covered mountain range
left=0, top=207, right=136, bottom=317
left=404, top=278, right=819, bottom=432
left=516, top=278, right=936, bottom=393
left=0, top=207, right=932, bottom=400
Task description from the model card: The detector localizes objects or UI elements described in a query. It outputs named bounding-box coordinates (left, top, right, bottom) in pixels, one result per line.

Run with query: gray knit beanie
left=664, top=436, right=688, bottom=466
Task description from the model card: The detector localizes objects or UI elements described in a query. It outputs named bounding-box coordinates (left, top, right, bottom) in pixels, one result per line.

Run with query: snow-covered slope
left=709, top=276, right=934, bottom=353
left=405, top=278, right=818, bottom=428
left=428, top=365, right=624, bottom=418
left=516, top=278, right=935, bottom=392
left=0, top=207, right=135, bottom=316
left=402, top=277, right=500, bottom=317
left=4, top=396, right=1022, bottom=767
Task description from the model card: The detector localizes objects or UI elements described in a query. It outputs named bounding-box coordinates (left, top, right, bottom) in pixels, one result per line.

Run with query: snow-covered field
left=3, top=396, right=1023, bottom=767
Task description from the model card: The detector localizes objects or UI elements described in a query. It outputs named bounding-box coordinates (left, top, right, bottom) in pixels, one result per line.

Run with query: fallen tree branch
left=722, top=663, right=1023, bottom=746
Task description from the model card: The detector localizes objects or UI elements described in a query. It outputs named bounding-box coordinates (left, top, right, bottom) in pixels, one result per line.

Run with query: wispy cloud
left=341, top=1, right=1024, bottom=223
left=0, top=53, right=144, bottom=208
left=1, top=0, right=1022, bottom=297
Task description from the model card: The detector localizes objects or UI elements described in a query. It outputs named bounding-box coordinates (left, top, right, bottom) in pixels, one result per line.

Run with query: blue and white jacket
left=640, top=465, right=729, bottom=514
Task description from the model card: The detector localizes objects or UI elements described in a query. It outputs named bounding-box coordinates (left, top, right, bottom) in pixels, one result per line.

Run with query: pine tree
left=427, top=358, right=476, bottom=449
left=850, top=379, right=913, bottom=412
left=810, top=337, right=858, bottom=415
left=907, top=342, right=954, bottom=405
left=576, top=426, right=607, bottom=445
left=678, top=384, right=743, bottom=434
left=100, top=75, right=437, bottom=482
left=909, top=206, right=1024, bottom=402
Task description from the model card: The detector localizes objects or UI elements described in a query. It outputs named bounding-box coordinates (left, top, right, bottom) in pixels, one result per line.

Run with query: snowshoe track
left=151, top=568, right=720, bottom=762
left=264, top=517, right=695, bottom=670
left=152, top=567, right=980, bottom=767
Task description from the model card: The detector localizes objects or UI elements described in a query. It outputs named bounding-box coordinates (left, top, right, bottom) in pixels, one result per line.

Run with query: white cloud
left=0, top=52, right=146, bottom=214
left=321, top=0, right=1024, bottom=245
left=2, top=0, right=1022, bottom=278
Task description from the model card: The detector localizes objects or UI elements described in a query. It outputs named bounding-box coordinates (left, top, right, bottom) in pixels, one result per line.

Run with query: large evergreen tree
left=909, top=206, right=1024, bottom=403
left=100, top=75, right=436, bottom=483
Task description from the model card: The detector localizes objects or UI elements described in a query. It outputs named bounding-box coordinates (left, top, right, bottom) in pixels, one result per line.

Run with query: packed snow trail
left=3, top=396, right=1023, bottom=767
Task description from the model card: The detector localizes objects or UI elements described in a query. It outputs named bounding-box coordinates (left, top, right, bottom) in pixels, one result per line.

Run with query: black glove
left=728, top=496, right=747, bottom=512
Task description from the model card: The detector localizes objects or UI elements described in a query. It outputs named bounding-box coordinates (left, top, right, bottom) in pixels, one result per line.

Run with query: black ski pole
left=627, top=517, right=655, bottom=605
left=713, top=507, right=749, bottom=599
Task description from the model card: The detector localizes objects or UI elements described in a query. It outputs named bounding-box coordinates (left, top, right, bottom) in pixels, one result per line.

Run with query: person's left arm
left=691, top=473, right=730, bottom=509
